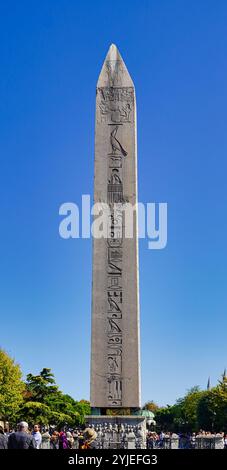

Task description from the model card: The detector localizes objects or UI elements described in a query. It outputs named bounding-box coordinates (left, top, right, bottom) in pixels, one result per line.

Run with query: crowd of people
left=0, top=422, right=96, bottom=449
left=0, top=422, right=227, bottom=449
left=147, top=430, right=227, bottom=449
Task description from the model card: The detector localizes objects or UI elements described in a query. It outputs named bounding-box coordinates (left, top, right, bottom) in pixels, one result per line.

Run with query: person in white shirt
left=32, top=424, right=42, bottom=449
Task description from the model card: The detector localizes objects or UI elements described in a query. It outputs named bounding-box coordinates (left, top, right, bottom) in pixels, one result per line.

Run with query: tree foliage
left=174, top=386, right=205, bottom=432
left=143, top=401, right=159, bottom=413
left=1, top=349, right=226, bottom=432
left=16, top=401, right=51, bottom=426
left=0, top=349, right=24, bottom=421
left=154, top=378, right=227, bottom=433
left=26, top=368, right=58, bottom=402
left=197, top=378, right=227, bottom=431
left=20, top=368, right=90, bottom=427
left=0, top=354, right=91, bottom=428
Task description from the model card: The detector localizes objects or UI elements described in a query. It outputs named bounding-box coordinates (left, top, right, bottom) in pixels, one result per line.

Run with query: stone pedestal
left=85, top=415, right=146, bottom=449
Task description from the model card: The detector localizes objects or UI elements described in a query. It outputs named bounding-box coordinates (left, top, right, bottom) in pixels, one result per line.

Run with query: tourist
left=147, top=431, right=158, bottom=449
left=72, top=429, right=80, bottom=449
left=0, top=426, right=8, bottom=449
left=179, top=432, right=189, bottom=449
left=190, top=432, right=196, bottom=448
left=32, top=424, right=42, bottom=449
left=50, top=431, right=59, bottom=449
left=59, top=430, right=69, bottom=449
left=8, top=422, right=36, bottom=449
left=66, top=431, right=74, bottom=449
left=4, top=428, right=10, bottom=438
left=82, top=428, right=97, bottom=449
left=78, top=430, right=85, bottom=449
left=159, top=430, right=165, bottom=448
left=40, top=430, right=51, bottom=449
left=224, top=434, right=227, bottom=449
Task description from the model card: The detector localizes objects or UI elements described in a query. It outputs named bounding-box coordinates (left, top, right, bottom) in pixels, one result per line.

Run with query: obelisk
left=90, top=44, right=141, bottom=413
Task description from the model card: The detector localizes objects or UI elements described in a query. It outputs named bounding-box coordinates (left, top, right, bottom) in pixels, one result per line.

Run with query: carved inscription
left=99, top=66, right=134, bottom=406
left=97, top=87, right=134, bottom=124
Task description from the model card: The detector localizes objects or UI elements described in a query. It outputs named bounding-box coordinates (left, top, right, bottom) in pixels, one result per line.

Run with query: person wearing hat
left=8, top=422, right=36, bottom=449
left=82, top=428, right=97, bottom=449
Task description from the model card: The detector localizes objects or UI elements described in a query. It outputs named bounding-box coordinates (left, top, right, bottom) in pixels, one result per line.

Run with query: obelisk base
left=84, top=415, right=147, bottom=449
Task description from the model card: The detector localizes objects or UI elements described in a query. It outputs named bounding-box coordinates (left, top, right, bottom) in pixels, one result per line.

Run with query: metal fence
left=147, top=438, right=179, bottom=449
left=195, top=437, right=224, bottom=449
left=147, top=436, right=225, bottom=450
left=93, top=436, right=146, bottom=449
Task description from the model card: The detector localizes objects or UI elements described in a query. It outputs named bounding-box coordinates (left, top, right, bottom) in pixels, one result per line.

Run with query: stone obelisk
left=90, top=44, right=141, bottom=413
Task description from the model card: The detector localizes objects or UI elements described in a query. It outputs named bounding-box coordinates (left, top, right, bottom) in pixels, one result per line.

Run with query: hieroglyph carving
left=105, top=92, right=132, bottom=406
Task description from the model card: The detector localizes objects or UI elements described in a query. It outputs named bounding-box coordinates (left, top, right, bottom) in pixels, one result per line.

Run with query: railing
left=73, top=435, right=225, bottom=450
left=95, top=437, right=146, bottom=449
left=195, top=437, right=224, bottom=449
left=147, top=436, right=225, bottom=450
left=73, top=436, right=146, bottom=449
left=147, top=438, right=179, bottom=449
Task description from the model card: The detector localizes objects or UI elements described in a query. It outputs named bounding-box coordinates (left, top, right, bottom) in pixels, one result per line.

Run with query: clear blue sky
left=0, top=0, right=227, bottom=406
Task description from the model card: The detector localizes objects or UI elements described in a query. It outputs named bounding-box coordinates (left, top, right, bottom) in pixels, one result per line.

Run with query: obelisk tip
left=97, top=44, right=134, bottom=88
left=106, top=43, right=118, bottom=61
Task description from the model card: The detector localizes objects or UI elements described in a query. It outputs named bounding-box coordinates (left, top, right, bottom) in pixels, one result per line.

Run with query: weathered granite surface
left=90, top=44, right=141, bottom=409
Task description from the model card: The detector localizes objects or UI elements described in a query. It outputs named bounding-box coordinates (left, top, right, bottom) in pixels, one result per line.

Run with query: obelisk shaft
left=90, top=44, right=141, bottom=410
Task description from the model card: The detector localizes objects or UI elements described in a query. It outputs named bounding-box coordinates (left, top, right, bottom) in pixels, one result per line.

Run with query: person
left=50, top=431, right=59, bottom=449
left=0, top=426, right=8, bottom=449
left=159, top=430, right=165, bottom=447
left=59, top=431, right=69, bottom=449
left=179, top=432, right=188, bottom=449
left=78, top=431, right=85, bottom=449
left=32, top=424, right=42, bottom=449
left=190, top=432, right=196, bottom=449
left=40, top=430, right=51, bottom=449
left=4, top=428, right=10, bottom=438
left=66, top=431, right=74, bottom=449
left=82, top=428, right=97, bottom=449
left=8, top=422, right=36, bottom=449
left=72, top=429, right=80, bottom=449
left=224, top=434, right=227, bottom=449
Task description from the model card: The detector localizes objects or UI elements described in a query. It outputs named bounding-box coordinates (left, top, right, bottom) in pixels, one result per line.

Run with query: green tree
left=0, top=349, right=24, bottom=422
left=16, top=402, right=51, bottom=426
left=45, top=391, right=80, bottom=422
left=197, top=378, right=227, bottom=432
left=155, top=405, right=179, bottom=432
left=143, top=401, right=159, bottom=413
left=26, top=368, right=58, bottom=402
left=175, top=386, right=205, bottom=432
left=73, top=400, right=91, bottom=425
left=49, top=411, right=75, bottom=428
left=21, top=368, right=87, bottom=427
